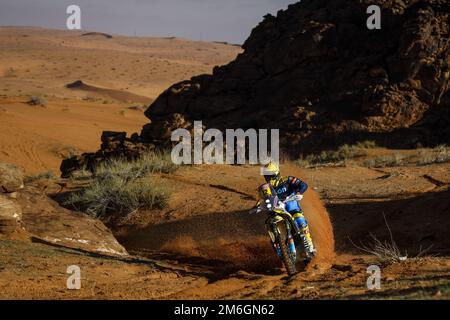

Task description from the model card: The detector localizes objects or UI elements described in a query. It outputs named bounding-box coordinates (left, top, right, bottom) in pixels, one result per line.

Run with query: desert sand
left=0, top=27, right=448, bottom=300
left=1, top=161, right=449, bottom=299
left=0, top=27, right=241, bottom=174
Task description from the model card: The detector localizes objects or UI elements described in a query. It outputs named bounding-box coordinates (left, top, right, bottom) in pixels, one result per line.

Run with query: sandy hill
left=0, top=27, right=241, bottom=174
left=0, top=26, right=241, bottom=99
left=65, top=80, right=152, bottom=104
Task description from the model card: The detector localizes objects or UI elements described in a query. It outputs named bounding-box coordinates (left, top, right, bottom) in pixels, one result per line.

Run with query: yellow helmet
left=263, top=162, right=280, bottom=183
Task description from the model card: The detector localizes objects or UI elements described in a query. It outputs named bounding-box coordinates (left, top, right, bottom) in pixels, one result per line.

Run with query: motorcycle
left=251, top=183, right=316, bottom=275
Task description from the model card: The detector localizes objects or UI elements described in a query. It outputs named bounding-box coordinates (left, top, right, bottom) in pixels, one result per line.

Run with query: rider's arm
left=288, top=176, right=308, bottom=194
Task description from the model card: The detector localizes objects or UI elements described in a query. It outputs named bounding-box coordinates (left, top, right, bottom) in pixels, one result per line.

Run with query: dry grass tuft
left=349, top=213, right=433, bottom=263
left=64, top=151, right=176, bottom=219
left=296, top=143, right=369, bottom=167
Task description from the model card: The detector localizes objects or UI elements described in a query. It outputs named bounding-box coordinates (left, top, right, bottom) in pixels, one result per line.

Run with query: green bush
left=64, top=174, right=170, bottom=218
left=64, top=151, right=176, bottom=218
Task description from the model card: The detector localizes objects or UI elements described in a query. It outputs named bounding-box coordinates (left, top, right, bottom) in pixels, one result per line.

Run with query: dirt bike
left=252, top=183, right=316, bottom=276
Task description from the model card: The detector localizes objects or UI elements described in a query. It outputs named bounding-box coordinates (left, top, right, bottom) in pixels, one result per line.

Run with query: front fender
left=265, top=214, right=290, bottom=243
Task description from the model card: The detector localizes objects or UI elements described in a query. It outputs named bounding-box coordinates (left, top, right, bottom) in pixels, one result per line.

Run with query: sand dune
left=0, top=96, right=147, bottom=173
left=66, top=80, right=152, bottom=104
left=0, top=27, right=241, bottom=174
left=0, top=27, right=241, bottom=99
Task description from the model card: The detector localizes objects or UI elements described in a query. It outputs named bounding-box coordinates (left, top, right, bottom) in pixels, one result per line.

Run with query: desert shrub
left=64, top=151, right=176, bottom=218
left=24, top=171, right=56, bottom=183
left=27, top=96, right=47, bottom=106
left=295, top=158, right=311, bottom=168
left=139, top=151, right=178, bottom=174
left=417, top=145, right=450, bottom=165
left=362, top=145, right=450, bottom=168
left=64, top=175, right=170, bottom=218
left=350, top=214, right=432, bottom=263
left=94, top=151, right=177, bottom=181
left=352, top=232, right=408, bottom=263
left=296, top=144, right=367, bottom=167
left=362, top=154, right=407, bottom=168
left=69, top=168, right=92, bottom=181
left=355, top=140, right=378, bottom=149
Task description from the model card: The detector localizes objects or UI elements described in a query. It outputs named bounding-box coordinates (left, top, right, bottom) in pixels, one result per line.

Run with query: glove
left=296, top=194, right=304, bottom=201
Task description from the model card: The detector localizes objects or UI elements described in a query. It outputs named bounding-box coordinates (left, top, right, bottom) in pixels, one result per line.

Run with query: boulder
left=0, top=194, right=22, bottom=236
left=138, top=0, right=449, bottom=154
left=101, top=131, right=127, bottom=143
left=17, top=186, right=128, bottom=256
left=60, top=131, right=155, bottom=177
left=0, top=163, right=24, bottom=193
left=0, top=161, right=128, bottom=255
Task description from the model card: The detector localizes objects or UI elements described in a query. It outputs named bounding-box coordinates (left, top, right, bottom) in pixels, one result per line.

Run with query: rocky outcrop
left=0, top=194, right=22, bottom=236
left=59, top=0, right=449, bottom=176
left=0, top=163, right=24, bottom=193
left=0, top=161, right=127, bottom=256
left=60, top=131, right=156, bottom=178
left=17, top=186, right=128, bottom=256
left=141, top=0, right=449, bottom=154
left=0, top=163, right=24, bottom=236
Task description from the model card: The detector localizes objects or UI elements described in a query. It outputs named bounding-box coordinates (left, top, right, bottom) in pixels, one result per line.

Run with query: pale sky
left=0, top=0, right=295, bottom=44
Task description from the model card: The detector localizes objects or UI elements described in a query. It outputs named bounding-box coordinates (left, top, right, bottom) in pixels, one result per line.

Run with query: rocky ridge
left=61, top=0, right=449, bottom=176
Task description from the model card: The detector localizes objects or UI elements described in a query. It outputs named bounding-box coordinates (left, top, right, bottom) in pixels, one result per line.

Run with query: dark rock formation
left=141, top=0, right=449, bottom=154
left=60, top=131, right=155, bottom=178
left=60, top=0, right=449, bottom=176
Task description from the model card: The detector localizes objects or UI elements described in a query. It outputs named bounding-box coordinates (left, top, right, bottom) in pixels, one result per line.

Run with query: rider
left=255, top=162, right=315, bottom=255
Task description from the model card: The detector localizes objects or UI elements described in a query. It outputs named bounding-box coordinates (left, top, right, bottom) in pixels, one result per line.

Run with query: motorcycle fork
left=284, top=221, right=297, bottom=260
left=266, top=218, right=297, bottom=260
left=266, top=217, right=281, bottom=243
left=266, top=221, right=281, bottom=257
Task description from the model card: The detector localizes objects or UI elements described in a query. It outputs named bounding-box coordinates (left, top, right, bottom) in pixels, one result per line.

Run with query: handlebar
left=250, top=194, right=303, bottom=215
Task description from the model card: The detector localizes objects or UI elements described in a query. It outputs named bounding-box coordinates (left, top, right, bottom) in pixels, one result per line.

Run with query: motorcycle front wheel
left=275, top=222, right=297, bottom=276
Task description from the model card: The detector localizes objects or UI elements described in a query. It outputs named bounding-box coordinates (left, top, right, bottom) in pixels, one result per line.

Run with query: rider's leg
left=292, top=211, right=315, bottom=253
left=286, top=201, right=315, bottom=254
